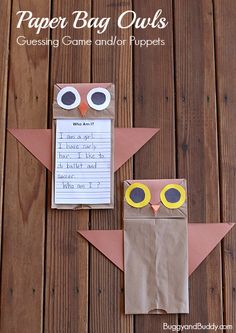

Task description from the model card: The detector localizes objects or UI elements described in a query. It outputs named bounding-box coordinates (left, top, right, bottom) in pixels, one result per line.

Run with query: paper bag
left=124, top=179, right=189, bottom=314
left=51, top=83, right=115, bottom=210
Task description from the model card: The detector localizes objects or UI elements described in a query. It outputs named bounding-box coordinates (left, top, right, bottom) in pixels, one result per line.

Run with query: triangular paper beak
left=151, top=204, right=160, bottom=214
left=79, top=102, right=88, bottom=116
left=78, top=223, right=235, bottom=275
left=8, top=128, right=159, bottom=172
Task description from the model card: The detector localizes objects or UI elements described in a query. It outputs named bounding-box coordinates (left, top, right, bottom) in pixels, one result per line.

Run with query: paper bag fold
left=124, top=218, right=189, bottom=314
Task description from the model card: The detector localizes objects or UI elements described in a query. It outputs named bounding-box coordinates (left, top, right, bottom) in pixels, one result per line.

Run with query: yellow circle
left=125, top=183, right=151, bottom=208
left=160, top=184, right=186, bottom=209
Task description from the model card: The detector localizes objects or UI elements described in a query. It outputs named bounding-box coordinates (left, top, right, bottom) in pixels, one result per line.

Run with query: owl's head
left=124, top=179, right=187, bottom=218
left=54, top=83, right=114, bottom=118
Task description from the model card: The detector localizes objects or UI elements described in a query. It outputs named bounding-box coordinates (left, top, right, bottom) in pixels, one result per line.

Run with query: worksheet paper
left=55, top=119, right=112, bottom=205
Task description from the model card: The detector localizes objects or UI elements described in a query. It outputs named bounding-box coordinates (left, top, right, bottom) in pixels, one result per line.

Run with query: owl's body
left=124, top=179, right=189, bottom=314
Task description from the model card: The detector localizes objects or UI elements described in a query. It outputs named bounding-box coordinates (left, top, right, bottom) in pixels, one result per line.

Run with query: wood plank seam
left=0, top=0, right=13, bottom=271
left=212, top=0, right=226, bottom=328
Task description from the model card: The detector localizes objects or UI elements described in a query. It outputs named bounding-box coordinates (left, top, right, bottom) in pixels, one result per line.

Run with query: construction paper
left=56, top=83, right=111, bottom=103
left=8, top=128, right=159, bottom=172
left=8, top=129, right=52, bottom=171
left=79, top=230, right=123, bottom=271
left=151, top=204, right=160, bottom=214
left=57, top=86, right=81, bottom=110
left=127, top=179, right=184, bottom=205
left=78, top=223, right=235, bottom=275
left=114, top=128, right=158, bottom=171
left=87, top=87, right=111, bottom=110
left=188, top=223, right=235, bottom=274
left=54, top=119, right=112, bottom=205
left=124, top=179, right=188, bottom=314
left=125, top=182, right=151, bottom=208
left=160, top=184, right=186, bottom=209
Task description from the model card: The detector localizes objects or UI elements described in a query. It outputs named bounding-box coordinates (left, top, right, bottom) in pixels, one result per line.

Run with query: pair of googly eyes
left=57, top=86, right=111, bottom=111
left=125, top=183, right=186, bottom=209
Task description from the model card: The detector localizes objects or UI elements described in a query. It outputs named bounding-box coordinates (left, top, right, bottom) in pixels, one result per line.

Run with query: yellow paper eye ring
left=125, top=183, right=151, bottom=208
left=160, top=184, right=186, bottom=209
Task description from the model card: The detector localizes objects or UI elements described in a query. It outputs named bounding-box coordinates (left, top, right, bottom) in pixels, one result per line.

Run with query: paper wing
left=78, top=223, right=235, bottom=275
left=8, top=128, right=159, bottom=172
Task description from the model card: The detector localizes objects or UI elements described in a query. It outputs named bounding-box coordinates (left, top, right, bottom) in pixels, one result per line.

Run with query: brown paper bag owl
left=124, top=179, right=189, bottom=314
left=51, top=83, right=115, bottom=210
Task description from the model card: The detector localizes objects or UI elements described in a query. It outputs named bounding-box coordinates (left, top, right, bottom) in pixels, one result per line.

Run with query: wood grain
left=0, top=0, right=49, bottom=332
left=214, top=0, right=236, bottom=331
left=174, top=0, right=223, bottom=330
left=0, top=0, right=11, bottom=264
left=133, top=1, right=177, bottom=332
left=43, top=1, right=91, bottom=332
left=89, top=1, right=133, bottom=332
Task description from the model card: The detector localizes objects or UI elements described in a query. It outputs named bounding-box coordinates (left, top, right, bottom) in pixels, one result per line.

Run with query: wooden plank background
left=0, top=1, right=235, bottom=332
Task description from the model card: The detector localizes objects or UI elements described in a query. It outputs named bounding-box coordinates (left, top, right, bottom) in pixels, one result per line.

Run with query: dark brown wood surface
left=44, top=1, right=91, bottom=332
left=175, top=1, right=223, bottom=331
left=214, top=1, right=236, bottom=332
left=0, top=0, right=11, bottom=264
left=134, top=1, right=177, bottom=332
left=0, top=1, right=236, bottom=332
left=1, top=0, right=49, bottom=332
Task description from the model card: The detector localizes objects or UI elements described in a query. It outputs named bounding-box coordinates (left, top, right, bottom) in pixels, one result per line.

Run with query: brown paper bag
left=51, top=83, right=115, bottom=210
left=124, top=179, right=189, bottom=314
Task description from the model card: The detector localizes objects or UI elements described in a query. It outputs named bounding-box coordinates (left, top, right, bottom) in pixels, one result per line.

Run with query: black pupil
left=91, top=92, right=106, bottom=105
left=165, top=188, right=181, bottom=203
left=61, top=91, right=76, bottom=105
left=130, top=188, right=145, bottom=203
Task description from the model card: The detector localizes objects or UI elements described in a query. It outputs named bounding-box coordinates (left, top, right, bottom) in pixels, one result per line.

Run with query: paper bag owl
left=52, top=83, right=115, bottom=210
left=124, top=179, right=188, bottom=314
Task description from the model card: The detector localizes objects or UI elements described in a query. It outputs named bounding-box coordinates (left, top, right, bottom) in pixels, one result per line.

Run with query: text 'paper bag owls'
left=124, top=179, right=189, bottom=314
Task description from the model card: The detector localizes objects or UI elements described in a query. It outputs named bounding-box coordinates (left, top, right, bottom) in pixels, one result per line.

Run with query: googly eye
left=57, top=87, right=81, bottom=110
left=87, top=87, right=111, bottom=111
left=125, top=183, right=151, bottom=208
left=160, top=184, right=186, bottom=209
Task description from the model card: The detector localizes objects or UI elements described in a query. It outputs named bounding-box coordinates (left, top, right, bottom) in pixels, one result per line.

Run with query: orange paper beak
left=151, top=204, right=160, bottom=215
left=79, top=102, right=88, bottom=116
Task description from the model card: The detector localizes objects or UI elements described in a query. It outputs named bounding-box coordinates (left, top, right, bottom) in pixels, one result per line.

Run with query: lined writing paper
left=54, top=119, right=112, bottom=205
